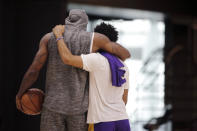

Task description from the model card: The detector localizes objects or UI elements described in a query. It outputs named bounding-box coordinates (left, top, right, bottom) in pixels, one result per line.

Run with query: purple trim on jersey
left=100, top=52, right=126, bottom=87
left=94, top=119, right=131, bottom=131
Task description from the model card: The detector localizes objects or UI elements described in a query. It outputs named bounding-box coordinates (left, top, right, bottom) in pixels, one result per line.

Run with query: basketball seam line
left=21, top=102, right=37, bottom=114
left=29, top=93, right=41, bottom=112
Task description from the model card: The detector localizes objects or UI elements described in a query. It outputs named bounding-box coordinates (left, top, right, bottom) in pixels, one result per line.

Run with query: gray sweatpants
left=40, top=107, right=88, bottom=131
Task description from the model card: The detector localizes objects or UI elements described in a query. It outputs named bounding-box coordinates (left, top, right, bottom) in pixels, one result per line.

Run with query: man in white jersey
left=53, top=23, right=130, bottom=131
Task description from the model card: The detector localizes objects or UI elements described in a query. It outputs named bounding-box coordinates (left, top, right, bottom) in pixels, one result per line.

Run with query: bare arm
left=123, top=89, right=128, bottom=105
left=16, top=33, right=51, bottom=111
left=56, top=38, right=83, bottom=68
left=53, top=25, right=83, bottom=68
left=92, top=33, right=131, bottom=61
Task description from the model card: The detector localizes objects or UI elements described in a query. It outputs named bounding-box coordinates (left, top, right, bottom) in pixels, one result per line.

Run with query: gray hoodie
left=43, top=9, right=93, bottom=115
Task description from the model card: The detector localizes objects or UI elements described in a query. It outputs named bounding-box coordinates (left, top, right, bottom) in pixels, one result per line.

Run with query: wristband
left=56, top=36, right=64, bottom=42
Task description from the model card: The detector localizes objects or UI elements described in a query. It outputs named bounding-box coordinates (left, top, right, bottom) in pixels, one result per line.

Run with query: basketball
left=21, top=88, right=44, bottom=115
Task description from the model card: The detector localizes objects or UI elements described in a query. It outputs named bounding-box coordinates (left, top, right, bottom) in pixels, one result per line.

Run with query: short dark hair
left=94, top=22, right=118, bottom=42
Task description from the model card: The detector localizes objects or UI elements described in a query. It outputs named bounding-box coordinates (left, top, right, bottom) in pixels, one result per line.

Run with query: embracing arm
left=53, top=25, right=83, bottom=69
left=16, top=33, right=51, bottom=98
left=53, top=25, right=131, bottom=68
left=56, top=38, right=83, bottom=68
left=92, top=33, right=131, bottom=61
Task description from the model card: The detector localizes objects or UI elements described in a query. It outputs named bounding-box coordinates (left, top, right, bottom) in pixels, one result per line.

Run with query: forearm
left=52, top=25, right=72, bottom=64
left=17, top=68, right=39, bottom=98
left=56, top=38, right=73, bottom=65
left=93, top=33, right=130, bottom=61
left=55, top=37, right=83, bottom=68
left=112, top=43, right=131, bottom=61
left=53, top=25, right=83, bottom=68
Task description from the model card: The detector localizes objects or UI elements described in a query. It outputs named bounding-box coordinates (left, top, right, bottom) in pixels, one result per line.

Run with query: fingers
left=53, top=25, right=65, bottom=38
left=16, top=96, right=23, bottom=112
left=16, top=97, right=20, bottom=110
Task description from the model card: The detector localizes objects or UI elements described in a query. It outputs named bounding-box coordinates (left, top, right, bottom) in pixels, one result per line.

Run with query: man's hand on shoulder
left=53, top=25, right=65, bottom=38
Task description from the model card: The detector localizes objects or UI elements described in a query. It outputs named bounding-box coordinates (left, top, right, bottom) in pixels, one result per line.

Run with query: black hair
left=94, top=22, right=118, bottom=42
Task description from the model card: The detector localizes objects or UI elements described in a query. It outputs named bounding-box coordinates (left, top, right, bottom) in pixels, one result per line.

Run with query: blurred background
left=0, top=0, right=196, bottom=131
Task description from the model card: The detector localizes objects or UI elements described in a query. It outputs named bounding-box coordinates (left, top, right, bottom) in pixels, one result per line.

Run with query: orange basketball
left=21, top=88, right=44, bottom=115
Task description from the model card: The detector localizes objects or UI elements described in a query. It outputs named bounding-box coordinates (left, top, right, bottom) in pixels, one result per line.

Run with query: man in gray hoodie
left=16, top=9, right=130, bottom=131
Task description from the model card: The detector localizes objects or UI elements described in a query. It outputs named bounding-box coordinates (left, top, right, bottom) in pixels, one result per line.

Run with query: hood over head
left=65, top=9, right=88, bottom=31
